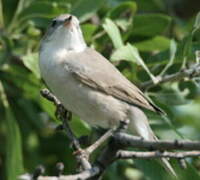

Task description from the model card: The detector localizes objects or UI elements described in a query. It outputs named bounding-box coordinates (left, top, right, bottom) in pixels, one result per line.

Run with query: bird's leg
left=55, top=103, right=72, bottom=121
left=40, top=88, right=72, bottom=121
left=40, top=88, right=91, bottom=170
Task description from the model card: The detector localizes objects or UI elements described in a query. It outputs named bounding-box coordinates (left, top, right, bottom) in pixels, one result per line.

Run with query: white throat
left=41, top=26, right=87, bottom=54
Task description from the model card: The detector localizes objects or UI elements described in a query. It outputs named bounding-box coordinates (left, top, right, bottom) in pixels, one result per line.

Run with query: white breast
left=39, top=46, right=129, bottom=129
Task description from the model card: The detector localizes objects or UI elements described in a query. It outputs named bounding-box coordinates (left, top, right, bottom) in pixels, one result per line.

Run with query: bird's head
left=40, top=14, right=86, bottom=52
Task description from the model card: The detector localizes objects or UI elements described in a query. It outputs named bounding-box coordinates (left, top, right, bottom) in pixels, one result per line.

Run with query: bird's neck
left=41, top=28, right=87, bottom=54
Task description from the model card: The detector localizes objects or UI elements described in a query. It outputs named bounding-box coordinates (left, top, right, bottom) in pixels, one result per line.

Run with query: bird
left=39, top=14, right=176, bottom=176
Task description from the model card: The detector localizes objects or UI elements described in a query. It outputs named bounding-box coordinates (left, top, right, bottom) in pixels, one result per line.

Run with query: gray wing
left=66, top=48, right=162, bottom=113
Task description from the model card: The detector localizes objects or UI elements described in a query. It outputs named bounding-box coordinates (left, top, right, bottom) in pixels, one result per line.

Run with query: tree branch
left=113, top=132, right=200, bottom=150
left=19, top=89, right=200, bottom=180
left=19, top=167, right=100, bottom=180
left=141, top=63, right=200, bottom=89
left=116, top=150, right=200, bottom=159
left=40, top=89, right=91, bottom=170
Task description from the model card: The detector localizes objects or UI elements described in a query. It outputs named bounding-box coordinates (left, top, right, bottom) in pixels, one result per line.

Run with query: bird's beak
left=63, top=15, right=73, bottom=27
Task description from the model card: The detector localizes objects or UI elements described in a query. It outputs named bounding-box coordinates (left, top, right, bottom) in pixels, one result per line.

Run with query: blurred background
left=1, top=0, right=200, bottom=179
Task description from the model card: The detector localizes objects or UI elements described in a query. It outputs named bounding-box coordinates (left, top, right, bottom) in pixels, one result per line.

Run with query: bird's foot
left=55, top=104, right=72, bottom=121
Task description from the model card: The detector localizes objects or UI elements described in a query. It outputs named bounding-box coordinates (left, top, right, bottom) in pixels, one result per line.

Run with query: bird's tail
left=128, top=106, right=177, bottom=177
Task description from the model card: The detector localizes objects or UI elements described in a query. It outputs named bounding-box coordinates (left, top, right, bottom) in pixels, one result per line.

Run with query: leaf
left=134, top=36, right=171, bottom=52
left=134, top=159, right=169, bottom=180
left=0, top=0, right=4, bottom=27
left=71, top=0, right=105, bottom=22
left=159, top=39, right=177, bottom=76
left=107, top=1, right=137, bottom=19
left=103, top=18, right=124, bottom=49
left=111, top=44, right=135, bottom=62
left=134, top=0, right=165, bottom=12
left=111, top=43, right=158, bottom=83
left=19, top=1, right=70, bottom=19
left=81, top=24, right=97, bottom=43
left=111, top=43, right=157, bottom=83
left=69, top=116, right=91, bottom=137
left=0, top=81, right=23, bottom=180
left=153, top=89, right=189, bottom=106
left=194, top=11, right=200, bottom=30
left=132, top=14, right=172, bottom=36
left=1, top=0, right=19, bottom=25
left=22, top=53, right=40, bottom=79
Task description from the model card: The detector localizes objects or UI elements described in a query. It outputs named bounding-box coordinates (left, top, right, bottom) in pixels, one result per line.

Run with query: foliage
left=0, top=0, right=200, bottom=179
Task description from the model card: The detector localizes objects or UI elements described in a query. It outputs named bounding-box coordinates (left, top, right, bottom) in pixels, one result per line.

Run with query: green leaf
left=194, top=11, right=200, bottom=30
left=111, top=44, right=135, bottom=62
left=107, top=1, right=137, bottom=32
left=0, top=0, right=4, bottom=27
left=111, top=43, right=157, bottom=82
left=132, top=14, right=172, bottom=36
left=103, top=18, right=124, bottom=49
left=134, top=36, right=171, bottom=52
left=22, top=53, right=40, bottom=79
left=19, top=1, right=70, bottom=19
left=153, top=88, right=189, bottom=106
left=1, top=0, right=19, bottom=25
left=81, top=24, right=97, bottom=43
left=134, top=0, right=165, bottom=12
left=107, top=1, right=137, bottom=19
left=0, top=81, right=23, bottom=180
left=71, top=0, right=105, bottom=22
left=159, top=39, right=177, bottom=76
left=134, top=159, right=170, bottom=180
left=70, top=116, right=91, bottom=137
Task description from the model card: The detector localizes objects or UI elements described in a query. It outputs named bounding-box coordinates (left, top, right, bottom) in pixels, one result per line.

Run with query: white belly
left=39, top=50, right=129, bottom=128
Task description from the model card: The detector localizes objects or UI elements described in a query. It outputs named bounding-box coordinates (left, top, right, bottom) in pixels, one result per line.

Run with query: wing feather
left=67, top=48, right=163, bottom=114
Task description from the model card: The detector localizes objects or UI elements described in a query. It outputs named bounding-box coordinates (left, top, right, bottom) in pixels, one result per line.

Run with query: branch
left=116, top=150, right=200, bottom=159
left=114, top=132, right=200, bottom=150
left=40, top=89, right=91, bottom=170
left=19, top=167, right=100, bottom=180
left=142, top=63, right=200, bottom=89
left=19, top=89, right=200, bottom=180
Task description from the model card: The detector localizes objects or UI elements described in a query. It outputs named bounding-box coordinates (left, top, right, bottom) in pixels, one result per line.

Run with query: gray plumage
left=39, top=14, right=176, bottom=176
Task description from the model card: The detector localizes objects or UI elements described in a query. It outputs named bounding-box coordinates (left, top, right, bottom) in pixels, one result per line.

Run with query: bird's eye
left=51, top=20, right=57, bottom=27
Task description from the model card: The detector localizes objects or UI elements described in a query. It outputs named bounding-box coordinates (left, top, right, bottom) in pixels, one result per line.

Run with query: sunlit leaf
left=22, top=53, right=40, bottom=79
left=111, top=43, right=157, bottom=82
left=70, top=116, right=91, bottom=137
left=134, top=36, right=171, bottom=52
left=194, top=11, right=200, bottom=30
left=103, top=18, right=124, bottom=49
left=0, top=0, right=4, bottom=27
left=159, top=39, right=177, bottom=76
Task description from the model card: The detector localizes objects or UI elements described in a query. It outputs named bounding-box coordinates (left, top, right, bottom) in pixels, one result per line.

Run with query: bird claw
left=55, top=104, right=72, bottom=121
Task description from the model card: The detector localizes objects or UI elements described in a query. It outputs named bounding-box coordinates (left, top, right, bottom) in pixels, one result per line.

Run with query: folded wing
left=67, top=48, right=163, bottom=114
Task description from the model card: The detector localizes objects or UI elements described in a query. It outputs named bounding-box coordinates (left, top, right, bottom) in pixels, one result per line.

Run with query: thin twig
left=142, top=63, right=200, bottom=89
left=116, top=150, right=200, bottom=159
left=85, top=128, right=114, bottom=154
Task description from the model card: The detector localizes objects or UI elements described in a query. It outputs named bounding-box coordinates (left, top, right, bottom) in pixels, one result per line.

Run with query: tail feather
left=128, top=106, right=177, bottom=177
